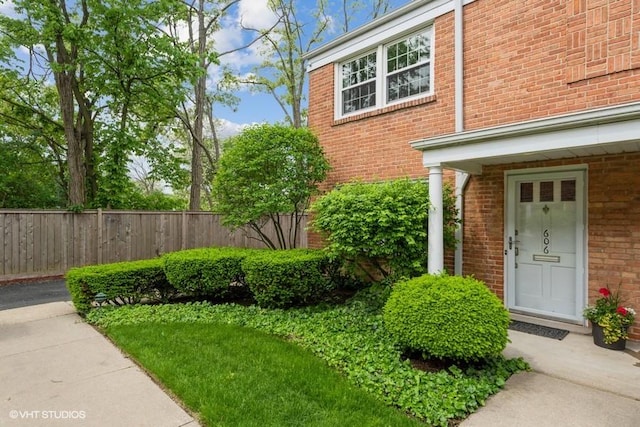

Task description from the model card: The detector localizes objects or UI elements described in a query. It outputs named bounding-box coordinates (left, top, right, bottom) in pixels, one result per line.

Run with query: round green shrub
left=383, top=274, right=510, bottom=361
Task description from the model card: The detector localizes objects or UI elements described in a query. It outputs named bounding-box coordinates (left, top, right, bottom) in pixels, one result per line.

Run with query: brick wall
left=306, top=1, right=640, bottom=339
left=309, top=1, right=640, bottom=187
left=308, top=13, right=457, bottom=188
left=463, top=153, right=640, bottom=339
left=464, top=0, right=640, bottom=130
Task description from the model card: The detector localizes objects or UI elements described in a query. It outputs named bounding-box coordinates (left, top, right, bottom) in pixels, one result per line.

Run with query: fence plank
left=0, top=210, right=308, bottom=281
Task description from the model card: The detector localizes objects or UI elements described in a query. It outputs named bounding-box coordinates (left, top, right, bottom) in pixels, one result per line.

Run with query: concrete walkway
left=1, top=301, right=639, bottom=427
left=0, top=302, right=199, bottom=427
left=463, top=330, right=640, bottom=427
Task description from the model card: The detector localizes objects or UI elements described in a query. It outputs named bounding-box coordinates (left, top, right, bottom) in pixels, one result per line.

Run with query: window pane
left=520, top=182, right=533, bottom=203
left=561, top=180, right=576, bottom=201
left=341, top=52, right=376, bottom=89
left=342, top=81, right=376, bottom=114
left=408, top=50, right=418, bottom=65
left=387, top=64, right=430, bottom=102
left=540, top=181, right=554, bottom=202
left=388, top=57, right=397, bottom=73
left=398, top=53, right=407, bottom=69
left=388, top=45, right=396, bottom=59
left=385, top=30, right=431, bottom=102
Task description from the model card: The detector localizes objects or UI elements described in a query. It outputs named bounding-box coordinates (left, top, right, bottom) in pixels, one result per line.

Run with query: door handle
left=509, top=236, right=521, bottom=250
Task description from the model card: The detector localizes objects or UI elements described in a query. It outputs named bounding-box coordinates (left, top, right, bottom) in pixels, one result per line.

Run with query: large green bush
left=66, top=258, right=173, bottom=314
left=383, top=274, right=510, bottom=361
left=311, top=179, right=459, bottom=281
left=163, top=247, right=256, bottom=297
left=242, top=249, right=334, bottom=308
left=212, top=124, right=330, bottom=249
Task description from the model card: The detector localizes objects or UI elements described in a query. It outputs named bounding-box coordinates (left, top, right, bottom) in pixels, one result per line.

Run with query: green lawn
left=107, top=322, right=422, bottom=427
left=91, top=299, right=526, bottom=426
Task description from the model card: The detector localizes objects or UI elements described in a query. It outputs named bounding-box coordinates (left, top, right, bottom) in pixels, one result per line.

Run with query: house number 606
left=543, top=229, right=550, bottom=254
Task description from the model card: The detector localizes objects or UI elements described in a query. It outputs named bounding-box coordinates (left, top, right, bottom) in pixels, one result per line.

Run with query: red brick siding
left=308, top=13, right=457, bottom=187
left=462, top=153, right=640, bottom=339
left=307, top=1, right=640, bottom=339
left=460, top=167, right=506, bottom=299
left=464, top=0, right=640, bottom=130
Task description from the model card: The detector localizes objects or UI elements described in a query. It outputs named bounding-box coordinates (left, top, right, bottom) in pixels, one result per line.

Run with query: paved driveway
left=0, top=279, right=69, bottom=311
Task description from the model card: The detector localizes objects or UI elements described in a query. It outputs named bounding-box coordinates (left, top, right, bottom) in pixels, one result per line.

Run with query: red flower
left=617, top=306, right=628, bottom=316
left=598, top=287, right=611, bottom=297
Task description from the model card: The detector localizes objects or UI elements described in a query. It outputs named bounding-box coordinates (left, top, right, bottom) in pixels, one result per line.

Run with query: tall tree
left=0, top=77, right=66, bottom=208
left=168, top=0, right=277, bottom=211
left=0, top=72, right=68, bottom=199
left=0, top=0, right=197, bottom=208
left=86, top=0, right=196, bottom=208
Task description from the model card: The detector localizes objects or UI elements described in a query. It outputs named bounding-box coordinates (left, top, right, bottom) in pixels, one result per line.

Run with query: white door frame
left=504, top=165, right=587, bottom=324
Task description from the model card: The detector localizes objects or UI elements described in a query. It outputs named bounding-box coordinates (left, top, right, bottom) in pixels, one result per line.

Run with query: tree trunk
left=49, top=35, right=86, bottom=207
left=189, top=0, right=206, bottom=211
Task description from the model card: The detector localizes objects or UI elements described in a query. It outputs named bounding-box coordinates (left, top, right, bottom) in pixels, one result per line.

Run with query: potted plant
left=583, top=285, right=635, bottom=350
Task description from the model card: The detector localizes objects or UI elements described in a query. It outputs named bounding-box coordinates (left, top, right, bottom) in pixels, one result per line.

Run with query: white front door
left=506, top=169, right=585, bottom=322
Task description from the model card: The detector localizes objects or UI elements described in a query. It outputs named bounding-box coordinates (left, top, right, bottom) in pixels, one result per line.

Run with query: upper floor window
left=386, top=31, right=431, bottom=103
left=337, top=27, right=433, bottom=118
left=341, top=52, right=377, bottom=115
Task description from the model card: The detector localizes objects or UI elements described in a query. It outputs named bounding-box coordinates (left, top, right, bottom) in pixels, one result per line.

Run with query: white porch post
left=428, top=165, right=444, bottom=273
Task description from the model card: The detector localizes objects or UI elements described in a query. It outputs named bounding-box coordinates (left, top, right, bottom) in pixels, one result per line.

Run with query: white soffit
left=305, top=0, right=475, bottom=72
left=410, top=102, right=640, bottom=173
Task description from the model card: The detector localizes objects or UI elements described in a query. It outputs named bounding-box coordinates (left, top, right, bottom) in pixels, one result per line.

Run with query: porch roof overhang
left=410, top=101, right=640, bottom=174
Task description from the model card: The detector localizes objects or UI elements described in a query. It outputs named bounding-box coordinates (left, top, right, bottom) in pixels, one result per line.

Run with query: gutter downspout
left=455, top=0, right=464, bottom=134
left=454, top=0, right=469, bottom=276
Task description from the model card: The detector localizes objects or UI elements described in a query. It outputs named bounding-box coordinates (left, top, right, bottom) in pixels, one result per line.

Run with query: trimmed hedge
left=383, top=274, right=510, bottom=361
left=66, top=258, right=172, bottom=314
left=162, top=247, right=257, bottom=297
left=242, top=249, right=334, bottom=308
left=66, top=247, right=344, bottom=313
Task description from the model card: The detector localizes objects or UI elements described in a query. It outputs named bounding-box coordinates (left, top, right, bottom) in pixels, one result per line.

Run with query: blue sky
left=210, top=0, right=412, bottom=137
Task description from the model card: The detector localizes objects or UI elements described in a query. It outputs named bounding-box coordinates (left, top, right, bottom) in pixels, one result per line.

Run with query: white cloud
left=215, top=0, right=279, bottom=70
left=237, top=0, right=278, bottom=30
left=216, top=117, right=251, bottom=139
left=0, top=0, right=17, bottom=17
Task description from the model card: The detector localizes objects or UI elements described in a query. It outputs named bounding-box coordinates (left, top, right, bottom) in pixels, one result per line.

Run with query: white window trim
left=308, top=0, right=467, bottom=71
left=334, top=27, right=435, bottom=120
left=384, top=27, right=435, bottom=108
left=336, top=48, right=380, bottom=118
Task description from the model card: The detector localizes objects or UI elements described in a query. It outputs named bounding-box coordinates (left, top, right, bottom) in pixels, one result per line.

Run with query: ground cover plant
left=88, top=291, right=527, bottom=426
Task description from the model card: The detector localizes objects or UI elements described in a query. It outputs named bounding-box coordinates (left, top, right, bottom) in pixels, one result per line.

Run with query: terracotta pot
left=592, top=323, right=626, bottom=350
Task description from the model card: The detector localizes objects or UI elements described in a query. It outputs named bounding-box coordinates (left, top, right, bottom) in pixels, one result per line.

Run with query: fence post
left=97, top=208, right=103, bottom=264
left=181, top=211, right=187, bottom=250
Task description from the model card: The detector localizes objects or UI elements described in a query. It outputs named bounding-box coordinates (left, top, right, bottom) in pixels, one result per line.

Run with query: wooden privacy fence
left=0, top=210, right=308, bottom=281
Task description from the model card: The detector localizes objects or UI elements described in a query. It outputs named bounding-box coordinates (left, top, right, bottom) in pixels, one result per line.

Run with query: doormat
left=509, top=320, right=570, bottom=340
